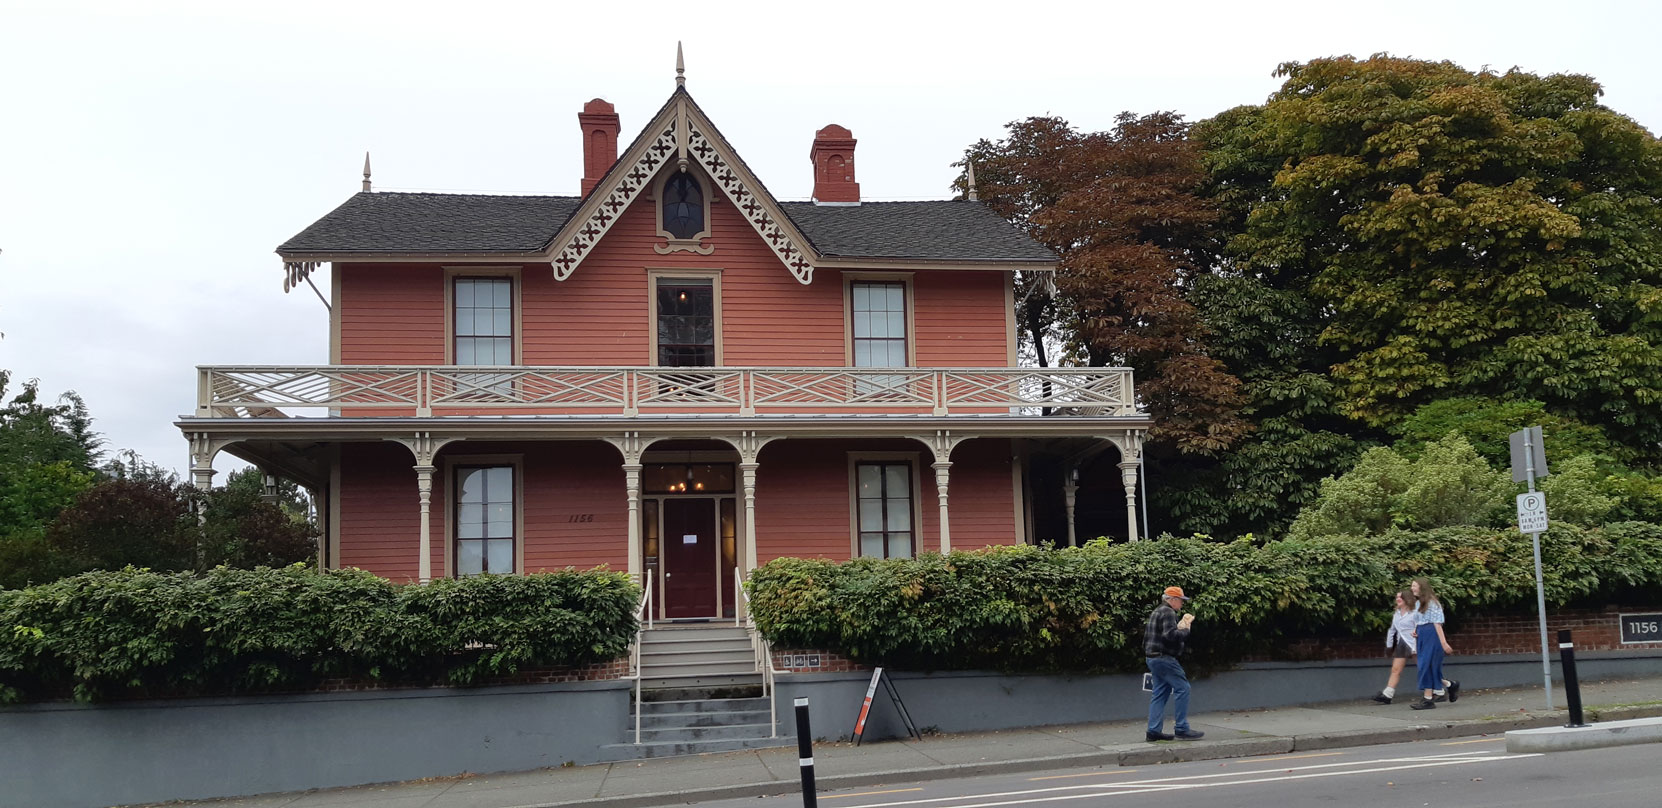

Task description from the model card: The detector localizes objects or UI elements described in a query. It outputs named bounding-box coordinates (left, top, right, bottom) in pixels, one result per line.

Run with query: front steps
left=603, top=624, right=787, bottom=760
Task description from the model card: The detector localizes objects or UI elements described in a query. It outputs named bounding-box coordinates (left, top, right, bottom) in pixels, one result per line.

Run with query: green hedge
left=0, top=565, right=638, bottom=703
left=746, top=522, right=1662, bottom=673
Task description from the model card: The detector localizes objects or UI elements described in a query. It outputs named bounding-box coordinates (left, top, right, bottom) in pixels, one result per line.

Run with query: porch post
left=932, top=461, right=952, bottom=553
left=1105, top=430, right=1144, bottom=542
left=603, top=432, right=651, bottom=585
left=415, top=464, right=435, bottom=583
left=389, top=432, right=458, bottom=584
left=740, top=462, right=760, bottom=572
left=1118, top=461, right=1140, bottom=542
left=1063, top=469, right=1078, bottom=547
left=624, top=463, right=643, bottom=580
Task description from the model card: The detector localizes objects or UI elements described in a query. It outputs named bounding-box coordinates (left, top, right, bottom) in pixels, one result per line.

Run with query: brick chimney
left=579, top=99, right=621, bottom=196
left=810, top=124, right=860, bottom=204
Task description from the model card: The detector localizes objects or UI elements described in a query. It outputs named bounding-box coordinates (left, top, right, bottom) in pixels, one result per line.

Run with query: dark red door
left=663, top=498, right=718, bottom=619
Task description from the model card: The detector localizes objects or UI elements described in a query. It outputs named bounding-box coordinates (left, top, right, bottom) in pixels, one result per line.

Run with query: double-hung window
left=455, top=465, right=514, bottom=576
left=453, top=277, right=513, bottom=397
left=850, top=281, right=908, bottom=396
left=855, top=461, right=914, bottom=558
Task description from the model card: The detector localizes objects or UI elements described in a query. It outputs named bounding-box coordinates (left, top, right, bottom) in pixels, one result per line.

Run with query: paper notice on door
left=682, top=534, right=698, bottom=544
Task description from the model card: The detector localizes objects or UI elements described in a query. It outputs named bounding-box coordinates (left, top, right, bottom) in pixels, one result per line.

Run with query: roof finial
left=676, top=41, right=685, bottom=87
left=362, top=152, right=372, bottom=193
left=966, top=160, right=979, bottom=201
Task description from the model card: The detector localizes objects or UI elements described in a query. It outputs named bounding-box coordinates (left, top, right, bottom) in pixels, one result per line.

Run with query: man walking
left=1145, top=585, right=1203, bottom=741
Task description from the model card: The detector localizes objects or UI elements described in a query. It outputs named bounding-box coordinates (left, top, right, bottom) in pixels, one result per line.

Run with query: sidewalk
left=167, top=676, right=1662, bottom=808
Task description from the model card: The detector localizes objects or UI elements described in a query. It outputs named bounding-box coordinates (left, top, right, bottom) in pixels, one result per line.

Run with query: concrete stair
left=602, top=625, right=785, bottom=760
left=636, top=625, right=763, bottom=690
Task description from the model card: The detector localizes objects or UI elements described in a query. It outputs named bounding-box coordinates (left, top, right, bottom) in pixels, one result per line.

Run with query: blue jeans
left=1146, top=655, right=1191, bottom=734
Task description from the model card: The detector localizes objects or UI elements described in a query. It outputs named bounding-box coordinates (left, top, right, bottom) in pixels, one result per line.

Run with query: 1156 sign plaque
left=1619, top=613, right=1662, bottom=644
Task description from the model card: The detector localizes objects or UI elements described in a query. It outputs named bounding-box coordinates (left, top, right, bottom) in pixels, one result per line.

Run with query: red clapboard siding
left=337, top=442, right=421, bottom=582
left=914, top=271, right=1010, bottom=366
left=339, top=264, right=446, bottom=364
left=941, top=439, right=1017, bottom=549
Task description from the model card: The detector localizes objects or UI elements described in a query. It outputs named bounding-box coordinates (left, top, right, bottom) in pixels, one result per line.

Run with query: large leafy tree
left=961, top=114, right=1246, bottom=453
left=1199, top=55, right=1662, bottom=461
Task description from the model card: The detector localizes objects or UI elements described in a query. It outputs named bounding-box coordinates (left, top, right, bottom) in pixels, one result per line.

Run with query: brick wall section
left=1245, top=607, right=1662, bottom=662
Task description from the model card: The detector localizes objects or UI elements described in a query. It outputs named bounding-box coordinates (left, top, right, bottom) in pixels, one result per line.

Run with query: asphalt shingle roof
left=278, top=193, right=1055, bottom=263
left=278, top=193, right=582, bottom=253
left=778, top=201, right=1055, bottom=262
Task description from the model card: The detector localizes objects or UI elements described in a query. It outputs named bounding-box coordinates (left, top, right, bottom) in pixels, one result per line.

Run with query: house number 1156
left=566, top=514, right=594, bottom=523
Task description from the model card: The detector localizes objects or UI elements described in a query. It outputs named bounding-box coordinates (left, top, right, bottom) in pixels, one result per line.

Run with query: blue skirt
left=1415, top=626, right=1444, bottom=692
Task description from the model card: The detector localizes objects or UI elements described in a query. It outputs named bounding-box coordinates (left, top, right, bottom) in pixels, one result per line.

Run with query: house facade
left=178, top=72, right=1151, bottom=622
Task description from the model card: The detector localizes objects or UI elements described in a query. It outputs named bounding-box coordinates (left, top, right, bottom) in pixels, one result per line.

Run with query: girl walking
left=1371, top=590, right=1418, bottom=704
left=1409, top=577, right=1460, bottom=709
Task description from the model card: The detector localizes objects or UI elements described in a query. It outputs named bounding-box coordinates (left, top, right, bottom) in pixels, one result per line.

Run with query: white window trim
left=842, top=272, right=916, bottom=368
left=646, top=269, right=724, bottom=367
left=846, top=451, right=923, bottom=559
left=442, top=453, right=525, bottom=578
left=442, top=267, right=523, bottom=365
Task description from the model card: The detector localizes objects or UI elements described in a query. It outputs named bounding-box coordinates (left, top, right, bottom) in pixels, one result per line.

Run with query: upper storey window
left=656, top=277, right=717, bottom=367
left=851, top=281, right=909, bottom=368
left=454, top=277, right=513, bottom=365
left=655, top=171, right=714, bottom=255
left=663, top=174, right=705, bottom=239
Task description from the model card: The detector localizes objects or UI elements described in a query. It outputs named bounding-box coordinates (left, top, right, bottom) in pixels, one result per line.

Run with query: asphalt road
left=695, top=738, right=1660, bottom=808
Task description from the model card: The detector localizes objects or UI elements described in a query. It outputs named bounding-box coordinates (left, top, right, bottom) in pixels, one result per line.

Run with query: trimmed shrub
left=0, top=565, right=638, bottom=703
left=747, top=522, right=1662, bottom=673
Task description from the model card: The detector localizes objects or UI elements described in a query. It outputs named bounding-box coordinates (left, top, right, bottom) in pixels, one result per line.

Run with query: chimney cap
left=582, top=98, right=616, bottom=115
left=814, top=124, right=855, bottom=141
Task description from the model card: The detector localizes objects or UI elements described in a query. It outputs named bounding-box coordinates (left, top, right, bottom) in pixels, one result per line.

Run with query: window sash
left=850, top=282, right=908, bottom=368
left=855, top=461, right=914, bottom=559
left=455, top=465, right=514, bottom=576
left=454, top=278, right=514, bottom=366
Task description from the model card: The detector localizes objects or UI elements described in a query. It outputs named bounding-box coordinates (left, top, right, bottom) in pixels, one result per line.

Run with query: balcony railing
left=193, top=365, right=1137, bottom=419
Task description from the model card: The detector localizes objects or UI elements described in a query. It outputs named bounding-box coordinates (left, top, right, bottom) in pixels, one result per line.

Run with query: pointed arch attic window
left=655, top=170, right=714, bottom=254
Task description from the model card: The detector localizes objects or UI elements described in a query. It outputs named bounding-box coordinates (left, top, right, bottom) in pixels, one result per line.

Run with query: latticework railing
left=195, top=366, right=1137, bottom=418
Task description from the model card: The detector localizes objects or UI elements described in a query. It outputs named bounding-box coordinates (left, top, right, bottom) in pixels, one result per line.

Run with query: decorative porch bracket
left=387, top=433, right=464, bottom=583
left=912, top=430, right=973, bottom=553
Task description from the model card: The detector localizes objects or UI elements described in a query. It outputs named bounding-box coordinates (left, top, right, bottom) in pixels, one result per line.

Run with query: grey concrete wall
left=0, top=679, right=632, bottom=808
left=775, top=650, right=1662, bottom=742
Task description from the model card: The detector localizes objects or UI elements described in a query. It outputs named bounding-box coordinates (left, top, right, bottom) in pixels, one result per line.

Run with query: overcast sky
left=3, top=0, right=1659, bottom=478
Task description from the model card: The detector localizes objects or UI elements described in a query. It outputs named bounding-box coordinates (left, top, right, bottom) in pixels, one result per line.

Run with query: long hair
left=1395, top=589, right=1414, bottom=611
left=1413, top=577, right=1438, bottom=613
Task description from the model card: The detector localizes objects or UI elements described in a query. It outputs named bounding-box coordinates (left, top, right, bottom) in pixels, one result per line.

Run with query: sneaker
left=1146, top=730, right=1174, bottom=742
left=1433, top=693, right=1447, bottom=703
left=1410, top=698, right=1436, bottom=710
left=1174, top=729, right=1205, bottom=740
left=1448, top=681, right=1460, bottom=703
left=1371, top=692, right=1392, bottom=704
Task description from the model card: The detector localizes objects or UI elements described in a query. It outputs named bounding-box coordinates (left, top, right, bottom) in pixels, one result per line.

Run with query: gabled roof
left=275, top=85, right=1058, bottom=281
left=277, top=194, right=1056, bottom=264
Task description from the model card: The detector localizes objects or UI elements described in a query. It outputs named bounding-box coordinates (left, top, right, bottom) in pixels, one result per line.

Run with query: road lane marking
left=834, top=753, right=1544, bottom=808
left=825, top=789, right=925, bottom=800
left=1028, top=770, right=1139, bottom=781
left=1441, top=737, right=1505, bottom=745
left=1231, top=752, right=1343, bottom=764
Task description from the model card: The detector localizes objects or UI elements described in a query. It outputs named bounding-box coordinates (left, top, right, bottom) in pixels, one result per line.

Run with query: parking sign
left=1517, top=492, right=1548, bottom=534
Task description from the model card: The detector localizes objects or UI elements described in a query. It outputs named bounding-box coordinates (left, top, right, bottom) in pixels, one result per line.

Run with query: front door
left=662, top=498, right=718, bottom=619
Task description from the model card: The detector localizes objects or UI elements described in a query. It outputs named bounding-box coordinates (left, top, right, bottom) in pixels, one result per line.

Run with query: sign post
left=1510, top=426, right=1553, bottom=712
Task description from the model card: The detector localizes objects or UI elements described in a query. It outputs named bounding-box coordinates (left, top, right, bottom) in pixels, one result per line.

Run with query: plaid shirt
left=1144, top=602, right=1189, bottom=657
